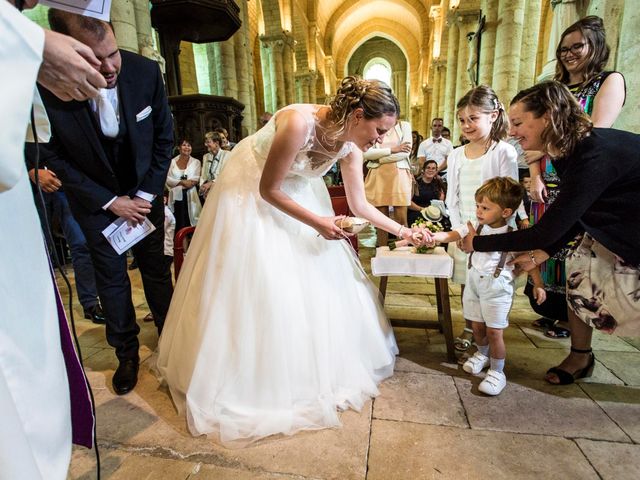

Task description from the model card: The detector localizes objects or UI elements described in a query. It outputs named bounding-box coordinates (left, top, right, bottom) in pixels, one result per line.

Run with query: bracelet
left=397, top=225, right=406, bottom=238
left=528, top=250, right=538, bottom=266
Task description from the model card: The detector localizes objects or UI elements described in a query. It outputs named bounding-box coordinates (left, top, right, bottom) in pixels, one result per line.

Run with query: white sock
left=477, top=344, right=490, bottom=357
left=490, top=357, right=505, bottom=373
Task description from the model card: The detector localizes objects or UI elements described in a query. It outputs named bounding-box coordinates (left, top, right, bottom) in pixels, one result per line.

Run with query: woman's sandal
left=454, top=327, right=474, bottom=352
left=544, top=324, right=571, bottom=338
left=545, top=347, right=595, bottom=385
left=531, top=317, right=555, bottom=330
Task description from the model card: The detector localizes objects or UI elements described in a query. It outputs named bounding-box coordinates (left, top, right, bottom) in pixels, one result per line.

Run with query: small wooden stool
left=371, top=246, right=456, bottom=362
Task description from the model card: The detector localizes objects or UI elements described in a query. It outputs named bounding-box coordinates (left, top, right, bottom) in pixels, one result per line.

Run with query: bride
left=156, top=76, right=426, bottom=445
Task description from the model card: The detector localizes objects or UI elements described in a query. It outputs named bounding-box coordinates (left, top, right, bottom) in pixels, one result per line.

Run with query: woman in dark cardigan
left=460, top=81, right=640, bottom=385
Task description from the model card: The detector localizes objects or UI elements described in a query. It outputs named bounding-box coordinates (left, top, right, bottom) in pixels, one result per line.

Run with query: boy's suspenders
left=467, top=225, right=514, bottom=278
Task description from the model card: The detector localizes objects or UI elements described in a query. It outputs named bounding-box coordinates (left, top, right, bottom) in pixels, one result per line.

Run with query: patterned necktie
left=97, top=89, right=119, bottom=138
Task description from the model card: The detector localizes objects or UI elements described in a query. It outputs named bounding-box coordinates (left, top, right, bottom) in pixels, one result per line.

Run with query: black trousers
left=524, top=281, right=569, bottom=323
left=74, top=196, right=173, bottom=361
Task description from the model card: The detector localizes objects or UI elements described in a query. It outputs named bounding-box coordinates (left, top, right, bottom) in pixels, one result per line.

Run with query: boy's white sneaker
left=479, top=369, right=507, bottom=396
left=462, top=351, right=490, bottom=375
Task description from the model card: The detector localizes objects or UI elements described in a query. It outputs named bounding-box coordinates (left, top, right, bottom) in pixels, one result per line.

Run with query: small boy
left=431, top=177, right=546, bottom=395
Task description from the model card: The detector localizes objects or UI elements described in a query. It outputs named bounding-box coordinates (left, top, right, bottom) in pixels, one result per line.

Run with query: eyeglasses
left=558, top=42, right=586, bottom=57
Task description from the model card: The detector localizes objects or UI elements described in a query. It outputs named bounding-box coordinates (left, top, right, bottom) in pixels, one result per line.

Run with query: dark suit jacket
left=37, top=50, right=173, bottom=219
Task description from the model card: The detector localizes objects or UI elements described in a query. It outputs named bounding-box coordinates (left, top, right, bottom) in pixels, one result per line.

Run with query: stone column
left=479, top=0, right=498, bottom=86
left=430, top=61, right=443, bottom=120
left=453, top=11, right=479, bottom=141
left=325, top=56, right=337, bottom=96
left=111, top=0, right=138, bottom=53
left=442, top=19, right=459, bottom=133
left=259, top=40, right=275, bottom=112
left=492, top=0, right=526, bottom=106
left=132, top=0, right=154, bottom=53
left=295, top=73, right=311, bottom=103
left=519, top=0, right=543, bottom=91
left=588, top=0, right=624, bottom=70
left=219, top=39, right=238, bottom=99
left=438, top=60, right=447, bottom=118
left=272, top=40, right=287, bottom=108
left=234, top=0, right=253, bottom=136
left=281, top=32, right=296, bottom=105
left=614, top=1, right=640, bottom=132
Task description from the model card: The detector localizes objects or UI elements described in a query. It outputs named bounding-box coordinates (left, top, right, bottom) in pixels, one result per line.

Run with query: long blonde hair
left=324, top=76, right=400, bottom=146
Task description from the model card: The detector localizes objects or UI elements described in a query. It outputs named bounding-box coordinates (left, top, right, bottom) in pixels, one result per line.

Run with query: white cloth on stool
left=371, top=246, right=453, bottom=278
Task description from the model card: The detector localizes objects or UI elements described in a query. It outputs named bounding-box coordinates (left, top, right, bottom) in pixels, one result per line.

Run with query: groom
left=38, top=10, right=174, bottom=395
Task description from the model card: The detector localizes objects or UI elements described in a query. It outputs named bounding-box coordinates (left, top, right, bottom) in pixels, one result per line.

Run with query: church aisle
left=57, top=249, right=640, bottom=480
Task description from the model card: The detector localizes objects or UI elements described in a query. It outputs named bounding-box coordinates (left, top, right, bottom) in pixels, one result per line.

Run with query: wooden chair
left=173, top=226, right=196, bottom=280
left=328, top=185, right=358, bottom=252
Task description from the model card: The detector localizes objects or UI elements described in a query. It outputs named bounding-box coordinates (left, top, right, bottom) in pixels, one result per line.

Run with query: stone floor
left=57, top=245, right=640, bottom=480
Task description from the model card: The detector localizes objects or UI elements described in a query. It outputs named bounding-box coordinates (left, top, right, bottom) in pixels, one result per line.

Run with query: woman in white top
left=166, top=139, right=202, bottom=233
left=363, top=119, right=413, bottom=245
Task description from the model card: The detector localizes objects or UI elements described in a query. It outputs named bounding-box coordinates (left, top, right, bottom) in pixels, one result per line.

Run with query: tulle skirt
left=156, top=138, right=398, bottom=446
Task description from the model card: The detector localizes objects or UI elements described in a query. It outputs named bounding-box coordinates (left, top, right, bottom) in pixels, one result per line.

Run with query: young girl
left=445, top=86, right=525, bottom=352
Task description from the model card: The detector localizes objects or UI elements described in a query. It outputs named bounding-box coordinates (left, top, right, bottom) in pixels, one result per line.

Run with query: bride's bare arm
left=341, top=149, right=426, bottom=243
left=259, top=110, right=345, bottom=239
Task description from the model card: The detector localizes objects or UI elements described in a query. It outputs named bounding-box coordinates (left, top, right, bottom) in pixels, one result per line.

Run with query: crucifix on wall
left=467, top=14, right=485, bottom=87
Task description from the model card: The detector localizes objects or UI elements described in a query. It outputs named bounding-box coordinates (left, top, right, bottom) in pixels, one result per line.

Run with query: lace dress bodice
left=251, top=104, right=354, bottom=178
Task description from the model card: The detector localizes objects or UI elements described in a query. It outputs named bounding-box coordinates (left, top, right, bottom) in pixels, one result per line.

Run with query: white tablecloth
left=371, top=246, right=453, bottom=278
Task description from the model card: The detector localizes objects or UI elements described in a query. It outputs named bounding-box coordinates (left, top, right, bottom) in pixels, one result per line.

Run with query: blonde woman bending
left=157, top=76, right=429, bottom=446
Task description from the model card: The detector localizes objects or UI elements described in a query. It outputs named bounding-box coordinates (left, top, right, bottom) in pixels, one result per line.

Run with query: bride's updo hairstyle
left=325, top=76, right=400, bottom=145
left=511, top=81, right=592, bottom=157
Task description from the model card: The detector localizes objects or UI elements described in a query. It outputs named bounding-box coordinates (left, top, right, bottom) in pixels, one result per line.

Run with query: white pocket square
left=136, top=106, right=152, bottom=122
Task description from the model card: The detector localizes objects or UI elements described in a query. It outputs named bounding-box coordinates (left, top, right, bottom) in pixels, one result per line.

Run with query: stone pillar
left=423, top=86, right=433, bottom=128
left=430, top=61, right=443, bottom=120
left=272, top=40, right=287, bottom=108
left=479, top=0, right=498, bottom=86
left=295, top=72, right=313, bottom=103
left=519, top=0, right=543, bottom=91
left=614, top=2, right=640, bottom=132
left=438, top=60, right=447, bottom=118
left=260, top=34, right=294, bottom=110
left=453, top=11, right=479, bottom=141
left=234, top=0, right=253, bottom=136
left=178, top=41, right=198, bottom=94
left=259, top=41, right=275, bottom=112
left=325, top=56, right=337, bottom=95
left=492, top=0, right=526, bottom=106
left=587, top=0, right=624, bottom=71
left=111, top=0, right=139, bottom=53
left=282, top=32, right=296, bottom=105
left=219, top=39, right=238, bottom=99
left=132, top=0, right=154, bottom=53
left=442, top=19, right=459, bottom=133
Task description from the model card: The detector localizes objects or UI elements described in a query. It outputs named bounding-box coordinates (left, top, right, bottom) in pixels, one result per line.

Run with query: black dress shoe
left=112, top=359, right=139, bottom=395
left=84, top=305, right=106, bottom=324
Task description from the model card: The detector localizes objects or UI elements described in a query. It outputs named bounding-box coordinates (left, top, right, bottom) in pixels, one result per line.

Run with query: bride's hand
left=406, top=226, right=434, bottom=246
left=316, top=216, right=352, bottom=240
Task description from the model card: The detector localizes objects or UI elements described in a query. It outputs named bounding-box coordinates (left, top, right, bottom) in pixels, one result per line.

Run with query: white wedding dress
left=156, top=104, right=398, bottom=445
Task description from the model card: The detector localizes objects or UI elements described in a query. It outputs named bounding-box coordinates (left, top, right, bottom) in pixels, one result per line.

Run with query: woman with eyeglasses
left=524, top=16, right=626, bottom=339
